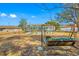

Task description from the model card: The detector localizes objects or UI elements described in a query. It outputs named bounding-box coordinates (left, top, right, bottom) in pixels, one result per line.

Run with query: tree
left=57, top=4, right=79, bottom=38
left=58, top=4, right=79, bottom=30
left=18, top=19, right=27, bottom=32
left=45, top=20, right=60, bottom=31
left=37, top=3, right=79, bottom=31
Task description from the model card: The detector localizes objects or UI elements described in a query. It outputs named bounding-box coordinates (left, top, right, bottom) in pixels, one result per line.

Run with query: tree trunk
left=76, top=23, right=79, bottom=32
left=70, top=28, right=74, bottom=38
left=70, top=25, right=76, bottom=38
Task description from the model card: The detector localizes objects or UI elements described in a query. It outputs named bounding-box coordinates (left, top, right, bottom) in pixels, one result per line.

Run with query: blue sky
left=0, top=3, right=63, bottom=26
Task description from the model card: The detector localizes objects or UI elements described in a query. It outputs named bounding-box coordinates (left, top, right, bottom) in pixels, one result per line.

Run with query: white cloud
left=1, top=13, right=7, bottom=16
left=31, top=16, right=36, bottom=18
left=10, top=14, right=17, bottom=18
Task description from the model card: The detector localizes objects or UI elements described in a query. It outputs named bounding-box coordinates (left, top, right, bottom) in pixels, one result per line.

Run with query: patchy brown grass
left=0, top=31, right=79, bottom=56
left=0, top=32, right=41, bottom=56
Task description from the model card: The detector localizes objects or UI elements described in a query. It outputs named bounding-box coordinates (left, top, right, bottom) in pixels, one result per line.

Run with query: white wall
left=61, top=27, right=78, bottom=31
left=2, top=29, right=21, bottom=32
left=46, top=26, right=55, bottom=31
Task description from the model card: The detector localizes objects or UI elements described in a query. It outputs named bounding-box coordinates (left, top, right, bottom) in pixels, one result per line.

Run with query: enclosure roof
left=31, top=24, right=54, bottom=26
left=0, top=26, right=20, bottom=29
left=61, top=24, right=77, bottom=28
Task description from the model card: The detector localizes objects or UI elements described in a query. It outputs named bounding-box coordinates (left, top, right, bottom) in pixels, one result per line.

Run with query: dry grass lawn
left=0, top=31, right=79, bottom=56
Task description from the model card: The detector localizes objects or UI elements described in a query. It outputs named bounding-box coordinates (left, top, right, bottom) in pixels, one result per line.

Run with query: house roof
left=31, top=24, right=54, bottom=26
left=0, top=26, right=20, bottom=29
left=62, top=24, right=77, bottom=28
